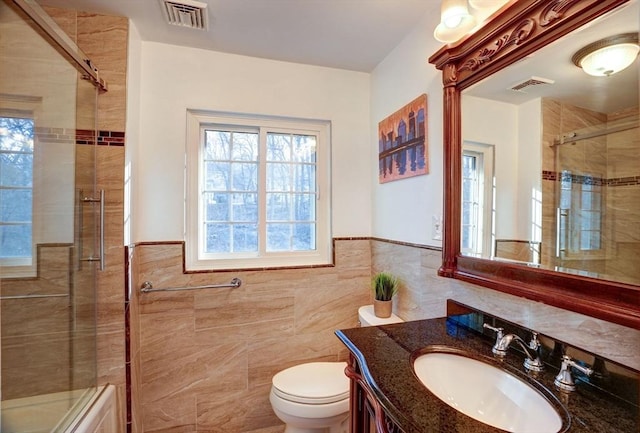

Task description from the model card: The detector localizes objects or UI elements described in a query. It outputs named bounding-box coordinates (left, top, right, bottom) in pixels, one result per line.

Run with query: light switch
left=432, top=214, right=442, bottom=241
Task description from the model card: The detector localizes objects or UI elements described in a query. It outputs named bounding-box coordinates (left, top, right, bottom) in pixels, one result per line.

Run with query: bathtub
left=1, top=384, right=116, bottom=433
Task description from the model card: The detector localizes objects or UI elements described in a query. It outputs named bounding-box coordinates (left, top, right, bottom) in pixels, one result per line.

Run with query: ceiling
left=37, top=0, right=441, bottom=72
left=36, top=0, right=638, bottom=112
left=465, top=0, right=639, bottom=114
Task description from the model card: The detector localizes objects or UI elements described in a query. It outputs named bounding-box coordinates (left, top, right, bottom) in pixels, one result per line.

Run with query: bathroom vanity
left=335, top=301, right=639, bottom=433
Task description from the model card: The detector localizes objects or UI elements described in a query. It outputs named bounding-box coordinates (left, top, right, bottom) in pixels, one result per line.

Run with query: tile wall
left=47, top=7, right=129, bottom=432
left=372, top=239, right=640, bottom=372
left=7, top=5, right=638, bottom=433
left=1, top=8, right=127, bottom=431
left=371, top=239, right=450, bottom=321
left=541, top=99, right=640, bottom=283
left=130, top=239, right=371, bottom=433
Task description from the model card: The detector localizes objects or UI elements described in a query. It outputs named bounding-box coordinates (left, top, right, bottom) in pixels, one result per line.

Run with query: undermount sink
left=413, top=350, right=564, bottom=433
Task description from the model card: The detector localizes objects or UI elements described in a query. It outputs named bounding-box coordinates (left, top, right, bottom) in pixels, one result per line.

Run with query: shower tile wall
left=1, top=245, right=74, bottom=399
left=541, top=99, right=640, bottom=282
left=131, top=239, right=370, bottom=433
left=0, top=3, right=126, bottom=412
left=604, top=106, right=640, bottom=280
left=48, top=7, right=129, bottom=432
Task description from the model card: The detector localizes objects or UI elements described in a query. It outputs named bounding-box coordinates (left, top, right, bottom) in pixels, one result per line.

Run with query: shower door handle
left=556, top=208, right=569, bottom=259
left=80, top=189, right=105, bottom=271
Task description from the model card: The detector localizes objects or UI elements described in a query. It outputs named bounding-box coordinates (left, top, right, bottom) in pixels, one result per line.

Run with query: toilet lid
left=272, top=362, right=350, bottom=404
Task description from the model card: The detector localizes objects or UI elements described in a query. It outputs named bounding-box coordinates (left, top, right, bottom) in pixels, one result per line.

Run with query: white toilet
left=269, top=305, right=403, bottom=433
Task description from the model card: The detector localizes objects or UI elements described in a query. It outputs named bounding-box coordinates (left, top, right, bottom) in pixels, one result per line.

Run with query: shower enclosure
left=548, top=103, right=640, bottom=285
left=0, top=0, right=105, bottom=431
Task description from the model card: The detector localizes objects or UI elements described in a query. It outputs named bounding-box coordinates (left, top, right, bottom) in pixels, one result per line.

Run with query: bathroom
left=0, top=0, right=638, bottom=432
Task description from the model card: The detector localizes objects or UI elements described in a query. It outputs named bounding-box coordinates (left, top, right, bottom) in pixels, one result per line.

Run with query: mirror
left=429, top=0, right=640, bottom=329
left=461, top=0, right=639, bottom=287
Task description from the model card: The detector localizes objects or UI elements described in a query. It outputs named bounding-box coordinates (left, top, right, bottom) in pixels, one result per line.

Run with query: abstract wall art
left=378, top=94, right=428, bottom=183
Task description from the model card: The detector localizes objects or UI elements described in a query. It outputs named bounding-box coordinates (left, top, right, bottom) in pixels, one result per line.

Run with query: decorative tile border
left=77, top=129, right=125, bottom=146
left=542, top=170, right=640, bottom=187
left=33, top=127, right=125, bottom=146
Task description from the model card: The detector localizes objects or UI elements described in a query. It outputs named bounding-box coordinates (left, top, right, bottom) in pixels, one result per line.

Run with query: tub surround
left=335, top=301, right=639, bottom=433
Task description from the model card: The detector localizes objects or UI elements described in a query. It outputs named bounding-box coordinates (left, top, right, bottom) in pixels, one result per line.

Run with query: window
left=557, top=170, right=602, bottom=257
left=0, top=116, right=34, bottom=269
left=461, top=142, right=494, bottom=257
left=186, top=111, right=331, bottom=270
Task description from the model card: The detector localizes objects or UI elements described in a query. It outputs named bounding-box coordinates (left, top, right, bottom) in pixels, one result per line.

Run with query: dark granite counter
left=335, top=317, right=639, bottom=433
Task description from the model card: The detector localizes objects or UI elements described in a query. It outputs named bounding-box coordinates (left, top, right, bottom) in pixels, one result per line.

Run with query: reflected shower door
left=554, top=110, right=640, bottom=284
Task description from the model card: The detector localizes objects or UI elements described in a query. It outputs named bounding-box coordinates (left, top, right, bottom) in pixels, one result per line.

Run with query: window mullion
left=258, top=128, right=268, bottom=255
left=198, top=126, right=207, bottom=258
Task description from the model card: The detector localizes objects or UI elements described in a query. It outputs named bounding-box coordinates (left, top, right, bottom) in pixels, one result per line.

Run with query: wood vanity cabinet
left=345, top=355, right=403, bottom=433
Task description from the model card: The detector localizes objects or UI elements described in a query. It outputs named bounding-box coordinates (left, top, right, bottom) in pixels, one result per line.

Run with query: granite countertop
left=335, top=318, right=639, bottom=433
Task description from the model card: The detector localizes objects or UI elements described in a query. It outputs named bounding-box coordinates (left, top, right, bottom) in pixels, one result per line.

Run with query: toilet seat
left=271, top=362, right=349, bottom=405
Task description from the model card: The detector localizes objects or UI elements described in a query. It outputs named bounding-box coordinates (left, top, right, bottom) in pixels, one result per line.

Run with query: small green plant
left=372, top=272, right=399, bottom=301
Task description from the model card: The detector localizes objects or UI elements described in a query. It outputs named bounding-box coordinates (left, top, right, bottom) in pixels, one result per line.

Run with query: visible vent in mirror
left=509, top=76, right=555, bottom=92
left=161, top=0, right=208, bottom=30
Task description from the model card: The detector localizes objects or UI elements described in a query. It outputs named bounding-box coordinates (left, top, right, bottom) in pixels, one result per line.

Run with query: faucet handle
left=483, top=323, right=503, bottom=339
left=483, top=323, right=506, bottom=356
left=528, top=332, right=541, bottom=350
left=554, top=355, right=593, bottom=392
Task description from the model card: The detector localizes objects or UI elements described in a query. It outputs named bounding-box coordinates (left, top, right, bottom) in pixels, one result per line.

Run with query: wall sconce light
left=434, top=0, right=475, bottom=43
left=433, top=0, right=510, bottom=43
left=572, top=33, right=639, bottom=77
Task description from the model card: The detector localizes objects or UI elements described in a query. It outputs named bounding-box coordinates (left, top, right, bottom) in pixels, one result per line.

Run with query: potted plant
left=372, top=272, right=399, bottom=318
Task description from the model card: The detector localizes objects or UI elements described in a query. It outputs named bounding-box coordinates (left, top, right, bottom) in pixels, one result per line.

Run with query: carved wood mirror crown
left=429, top=0, right=640, bottom=329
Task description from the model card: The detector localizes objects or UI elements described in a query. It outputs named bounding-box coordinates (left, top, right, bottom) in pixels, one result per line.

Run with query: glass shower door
left=0, top=0, right=100, bottom=431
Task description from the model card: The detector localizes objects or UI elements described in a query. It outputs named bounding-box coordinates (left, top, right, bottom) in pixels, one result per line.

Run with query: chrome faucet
left=483, top=324, right=545, bottom=372
left=554, top=355, right=593, bottom=392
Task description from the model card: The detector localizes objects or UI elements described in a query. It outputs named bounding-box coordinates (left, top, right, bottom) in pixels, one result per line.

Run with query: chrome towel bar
left=0, top=293, right=69, bottom=300
left=140, top=278, right=242, bottom=293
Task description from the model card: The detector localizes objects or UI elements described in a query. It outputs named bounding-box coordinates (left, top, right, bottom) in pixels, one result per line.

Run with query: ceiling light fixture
left=433, top=0, right=510, bottom=43
left=572, top=33, right=639, bottom=77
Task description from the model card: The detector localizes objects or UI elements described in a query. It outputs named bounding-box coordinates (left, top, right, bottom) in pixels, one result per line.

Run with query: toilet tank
left=358, top=305, right=403, bottom=326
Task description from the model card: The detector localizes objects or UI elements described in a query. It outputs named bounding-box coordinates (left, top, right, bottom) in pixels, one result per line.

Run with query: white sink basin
left=413, top=351, right=563, bottom=433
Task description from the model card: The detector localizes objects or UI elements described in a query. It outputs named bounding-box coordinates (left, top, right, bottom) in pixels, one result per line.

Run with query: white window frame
left=185, top=110, right=332, bottom=270
left=0, top=110, right=38, bottom=277
left=462, top=141, right=495, bottom=258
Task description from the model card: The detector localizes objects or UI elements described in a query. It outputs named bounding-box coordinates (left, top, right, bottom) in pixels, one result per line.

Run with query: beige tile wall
left=371, top=239, right=640, bottom=371
left=605, top=107, right=640, bottom=281
left=132, top=239, right=371, bottom=433
left=1, top=8, right=127, bottom=423
left=541, top=99, right=640, bottom=283
left=46, top=7, right=129, bottom=432
left=1, top=245, right=74, bottom=399
left=371, top=240, right=449, bottom=321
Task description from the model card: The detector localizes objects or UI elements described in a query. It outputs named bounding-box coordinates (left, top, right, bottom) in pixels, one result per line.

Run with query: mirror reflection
left=461, top=0, right=639, bottom=285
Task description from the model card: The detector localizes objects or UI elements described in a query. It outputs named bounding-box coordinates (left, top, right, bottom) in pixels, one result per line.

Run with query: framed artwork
left=378, top=94, right=428, bottom=183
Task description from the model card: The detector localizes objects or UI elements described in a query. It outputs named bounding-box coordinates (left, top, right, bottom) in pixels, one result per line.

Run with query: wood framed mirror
left=429, top=0, right=640, bottom=329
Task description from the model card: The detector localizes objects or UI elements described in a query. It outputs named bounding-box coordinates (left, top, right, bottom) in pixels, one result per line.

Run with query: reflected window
left=558, top=170, right=602, bottom=256
left=462, top=143, right=494, bottom=257
left=0, top=116, right=34, bottom=266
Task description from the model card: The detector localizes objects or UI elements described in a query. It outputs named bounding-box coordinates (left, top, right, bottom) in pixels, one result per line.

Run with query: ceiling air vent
left=161, top=0, right=208, bottom=30
left=509, top=76, right=555, bottom=92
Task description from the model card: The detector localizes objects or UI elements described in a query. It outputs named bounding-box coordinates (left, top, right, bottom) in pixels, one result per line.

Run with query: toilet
left=269, top=305, right=403, bottom=433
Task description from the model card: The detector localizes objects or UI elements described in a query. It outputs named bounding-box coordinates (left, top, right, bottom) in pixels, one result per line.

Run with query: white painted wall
left=462, top=95, right=519, bottom=239
left=132, top=42, right=371, bottom=242
left=370, top=6, right=445, bottom=246
left=517, top=98, right=542, bottom=242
